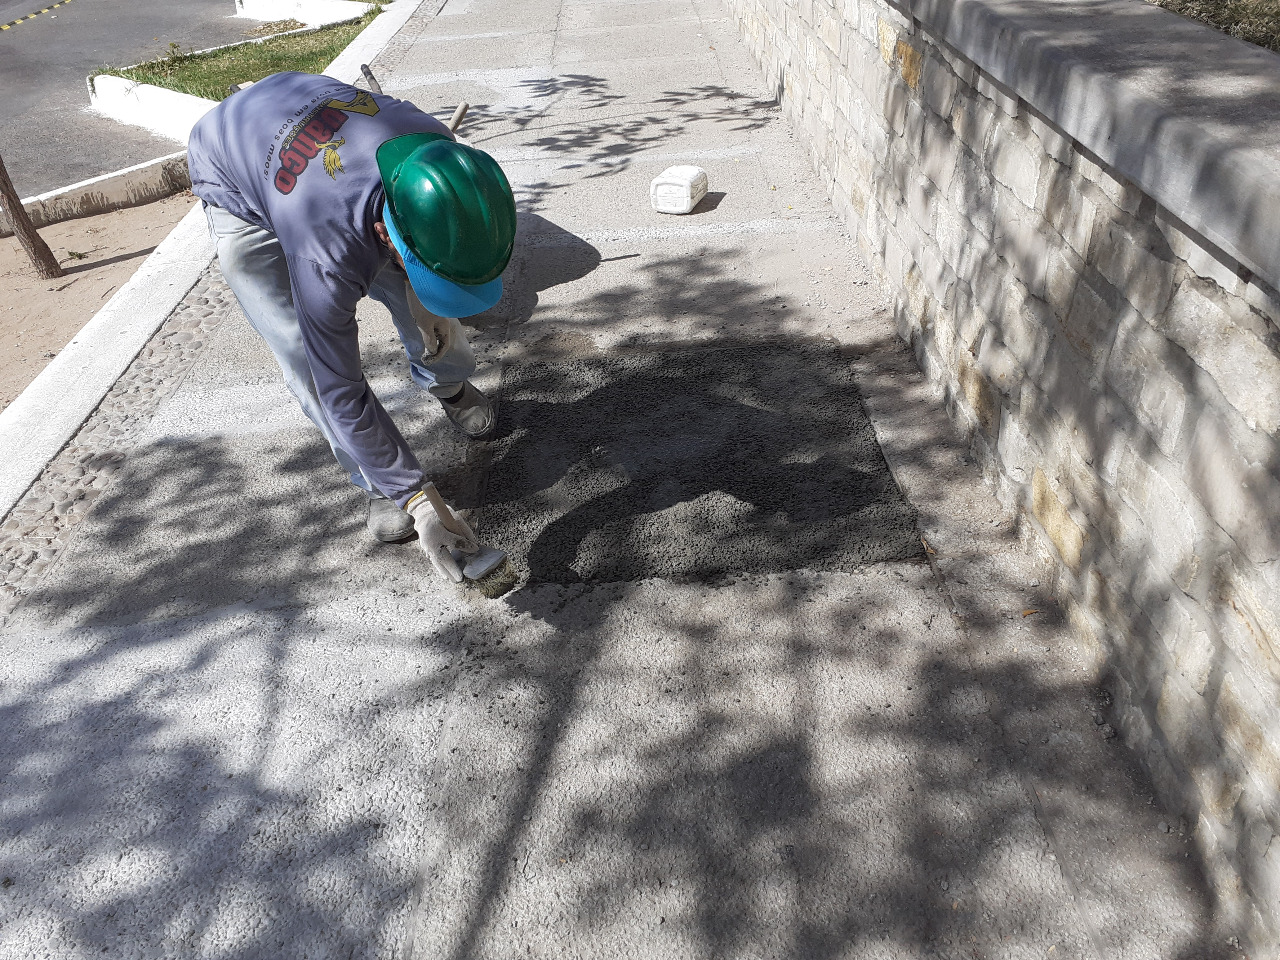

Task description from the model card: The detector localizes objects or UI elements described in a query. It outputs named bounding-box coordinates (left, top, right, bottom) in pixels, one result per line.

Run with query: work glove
left=406, top=280, right=456, bottom=361
left=406, top=484, right=480, bottom=583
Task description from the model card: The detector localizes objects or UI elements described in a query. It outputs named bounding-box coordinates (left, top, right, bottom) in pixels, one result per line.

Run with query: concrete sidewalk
left=0, top=1, right=1238, bottom=958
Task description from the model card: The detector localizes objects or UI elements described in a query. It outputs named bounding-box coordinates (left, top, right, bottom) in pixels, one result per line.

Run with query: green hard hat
left=376, top=132, right=517, bottom=286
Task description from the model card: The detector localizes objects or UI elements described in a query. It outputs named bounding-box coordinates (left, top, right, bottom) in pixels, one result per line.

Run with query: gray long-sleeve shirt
left=188, top=71, right=454, bottom=505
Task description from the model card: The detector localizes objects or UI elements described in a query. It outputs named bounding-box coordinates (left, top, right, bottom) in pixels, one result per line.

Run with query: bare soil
left=0, top=192, right=198, bottom=413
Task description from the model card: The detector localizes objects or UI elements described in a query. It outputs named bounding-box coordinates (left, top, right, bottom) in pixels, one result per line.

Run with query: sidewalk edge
left=0, top=0, right=429, bottom=522
left=0, top=204, right=213, bottom=520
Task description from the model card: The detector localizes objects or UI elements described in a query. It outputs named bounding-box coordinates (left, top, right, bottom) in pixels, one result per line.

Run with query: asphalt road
left=0, top=0, right=258, bottom=196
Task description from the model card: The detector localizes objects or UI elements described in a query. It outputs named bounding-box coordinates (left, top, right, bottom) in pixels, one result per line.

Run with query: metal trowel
left=421, top=484, right=509, bottom=583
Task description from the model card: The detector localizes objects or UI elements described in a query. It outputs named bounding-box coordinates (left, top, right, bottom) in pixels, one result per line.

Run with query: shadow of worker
left=468, top=213, right=602, bottom=330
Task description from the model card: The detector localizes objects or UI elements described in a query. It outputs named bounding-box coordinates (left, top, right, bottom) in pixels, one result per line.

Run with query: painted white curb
left=0, top=205, right=214, bottom=516
left=89, top=75, right=216, bottom=144
left=235, top=0, right=374, bottom=27
left=0, top=152, right=191, bottom=239
left=0, top=0, right=429, bottom=521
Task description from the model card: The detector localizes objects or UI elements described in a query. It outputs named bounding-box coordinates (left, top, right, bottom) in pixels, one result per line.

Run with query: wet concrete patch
left=479, top=339, right=924, bottom=583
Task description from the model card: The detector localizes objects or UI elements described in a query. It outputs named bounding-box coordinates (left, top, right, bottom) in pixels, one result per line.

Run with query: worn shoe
left=366, top=495, right=415, bottom=543
left=440, top=381, right=496, bottom=440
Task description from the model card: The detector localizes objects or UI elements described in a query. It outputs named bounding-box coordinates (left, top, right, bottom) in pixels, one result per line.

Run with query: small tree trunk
left=0, top=152, right=63, bottom=280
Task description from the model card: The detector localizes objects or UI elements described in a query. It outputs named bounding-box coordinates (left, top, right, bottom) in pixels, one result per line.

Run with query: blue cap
left=383, top=208, right=503, bottom=319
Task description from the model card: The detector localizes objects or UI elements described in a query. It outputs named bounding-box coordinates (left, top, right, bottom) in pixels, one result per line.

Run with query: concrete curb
left=88, top=75, right=217, bottom=145
left=0, top=205, right=213, bottom=518
left=0, top=0, right=428, bottom=522
left=87, top=0, right=380, bottom=144
left=0, top=152, right=191, bottom=240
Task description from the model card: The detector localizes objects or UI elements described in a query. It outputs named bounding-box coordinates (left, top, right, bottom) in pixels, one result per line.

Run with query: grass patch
left=1145, top=0, right=1280, bottom=52
left=99, top=8, right=380, bottom=101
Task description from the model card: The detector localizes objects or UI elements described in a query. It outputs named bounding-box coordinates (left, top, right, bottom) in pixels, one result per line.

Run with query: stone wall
left=723, top=0, right=1280, bottom=947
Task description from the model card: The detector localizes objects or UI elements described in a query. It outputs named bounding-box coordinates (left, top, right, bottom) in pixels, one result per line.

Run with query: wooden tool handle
left=422, top=484, right=476, bottom=543
left=448, top=102, right=470, bottom=132
left=360, top=64, right=383, bottom=95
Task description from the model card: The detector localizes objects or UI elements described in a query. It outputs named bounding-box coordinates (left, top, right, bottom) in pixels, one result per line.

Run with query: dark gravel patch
left=478, top=338, right=924, bottom=584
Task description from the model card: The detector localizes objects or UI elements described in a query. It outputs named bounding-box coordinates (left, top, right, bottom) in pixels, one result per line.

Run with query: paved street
left=0, top=0, right=253, bottom=196
left=0, top=0, right=1235, bottom=957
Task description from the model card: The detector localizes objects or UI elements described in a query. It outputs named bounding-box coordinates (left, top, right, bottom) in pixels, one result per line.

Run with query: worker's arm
left=288, top=254, right=428, bottom=506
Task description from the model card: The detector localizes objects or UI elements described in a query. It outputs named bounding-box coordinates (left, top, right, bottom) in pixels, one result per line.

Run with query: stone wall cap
left=896, top=0, right=1280, bottom=288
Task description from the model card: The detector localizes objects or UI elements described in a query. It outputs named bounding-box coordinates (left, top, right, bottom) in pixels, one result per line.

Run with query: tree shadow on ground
left=0, top=182, right=1239, bottom=960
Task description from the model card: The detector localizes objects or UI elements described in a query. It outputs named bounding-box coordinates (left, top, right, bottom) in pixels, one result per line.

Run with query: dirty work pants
left=204, top=202, right=476, bottom=496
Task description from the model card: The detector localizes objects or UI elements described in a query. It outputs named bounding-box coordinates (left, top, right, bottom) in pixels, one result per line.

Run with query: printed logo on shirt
left=272, top=91, right=381, bottom=195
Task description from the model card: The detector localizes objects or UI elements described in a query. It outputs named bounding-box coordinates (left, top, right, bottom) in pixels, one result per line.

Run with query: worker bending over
left=187, top=71, right=516, bottom=581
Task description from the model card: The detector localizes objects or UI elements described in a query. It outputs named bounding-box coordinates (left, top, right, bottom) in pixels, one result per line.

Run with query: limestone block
left=922, top=55, right=959, bottom=118
left=1039, top=170, right=1096, bottom=263
left=1187, top=413, right=1280, bottom=566
left=1186, top=243, right=1244, bottom=296
left=904, top=173, right=935, bottom=232
left=835, top=72, right=855, bottom=124
left=896, top=203, right=927, bottom=265
left=1215, top=672, right=1280, bottom=802
left=935, top=41, right=977, bottom=88
left=876, top=17, right=897, bottom=63
left=864, top=116, right=890, bottom=164
left=949, top=148, right=998, bottom=239
left=820, top=90, right=838, bottom=129
left=975, top=328, right=1023, bottom=397
left=1094, top=221, right=1178, bottom=322
left=1236, top=798, right=1280, bottom=917
left=857, top=0, right=879, bottom=45
left=993, top=201, right=1055, bottom=300
left=884, top=224, right=910, bottom=287
left=1000, top=290, right=1056, bottom=379
left=1156, top=671, right=1224, bottom=791
left=1044, top=243, right=1083, bottom=318
left=933, top=197, right=967, bottom=273
left=975, top=69, right=1017, bottom=116
left=1163, top=279, right=1280, bottom=435
left=883, top=77, right=910, bottom=135
left=949, top=97, right=992, bottom=163
left=957, top=350, right=1001, bottom=436
left=968, top=242, right=1009, bottom=319
left=918, top=112, right=957, bottom=194
left=1062, top=273, right=1121, bottom=366
left=1105, top=311, right=1193, bottom=459
left=903, top=98, right=928, bottom=154
left=1159, top=590, right=1216, bottom=695
left=895, top=39, right=923, bottom=90
left=957, top=281, right=983, bottom=350
left=919, top=238, right=958, bottom=310
left=988, top=118, right=1041, bottom=208
left=1213, top=557, right=1280, bottom=698
left=996, top=404, right=1037, bottom=484
left=1032, top=466, right=1086, bottom=571
left=1243, top=277, right=1280, bottom=323
left=1075, top=151, right=1141, bottom=217
left=1111, top=451, right=1208, bottom=594
left=1026, top=110, right=1073, bottom=164
left=935, top=197, right=993, bottom=281
left=819, top=11, right=842, bottom=55
left=901, top=267, right=932, bottom=336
